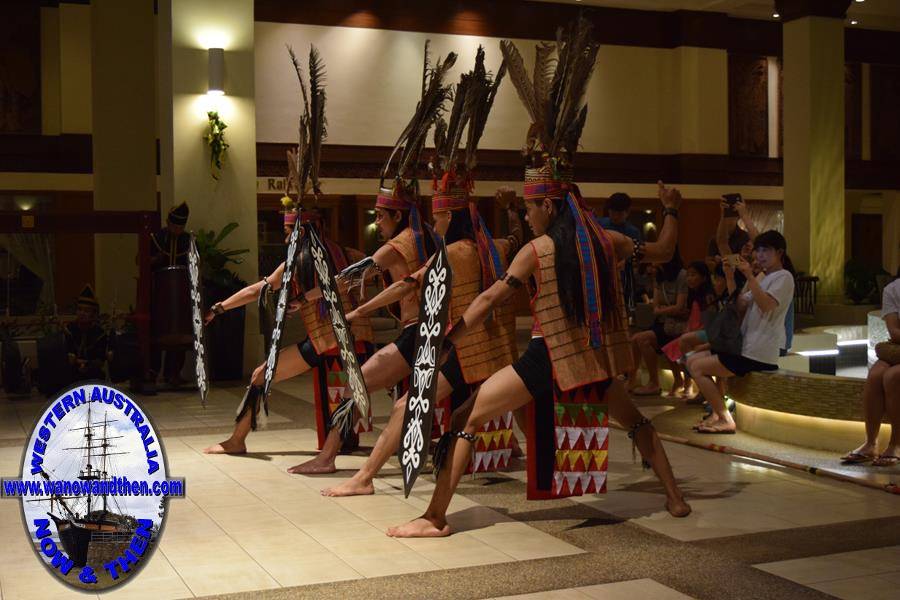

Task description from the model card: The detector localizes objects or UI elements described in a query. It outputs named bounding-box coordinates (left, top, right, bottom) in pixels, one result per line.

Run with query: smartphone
left=722, top=193, right=741, bottom=218
left=724, top=254, right=741, bottom=268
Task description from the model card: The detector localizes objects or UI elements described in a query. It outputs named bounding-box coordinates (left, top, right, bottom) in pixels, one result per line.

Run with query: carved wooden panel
left=845, top=63, right=862, bottom=160
left=871, top=64, right=900, bottom=161
left=728, top=53, right=769, bottom=157
left=0, top=3, right=41, bottom=133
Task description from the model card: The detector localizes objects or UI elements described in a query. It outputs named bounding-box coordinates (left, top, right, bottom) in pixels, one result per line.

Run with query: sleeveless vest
left=299, top=243, right=373, bottom=355
left=529, top=235, right=633, bottom=391
left=447, top=239, right=517, bottom=384
left=383, top=227, right=425, bottom=324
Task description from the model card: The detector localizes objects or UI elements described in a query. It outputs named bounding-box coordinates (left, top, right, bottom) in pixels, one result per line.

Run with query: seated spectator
left=662, top=261, right=716, bottom=397
left=686, top=231, right=795, bottom=434
left=600, top=192, right=644, bottom=310
left=841, top=277, right=900, bottom=466
left=628, top=247, right=687, bottom=396
left=65, top=285, right=108, bottom=382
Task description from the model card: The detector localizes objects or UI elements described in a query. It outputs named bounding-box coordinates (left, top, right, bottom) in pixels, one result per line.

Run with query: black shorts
left=717, top=352, right=777, bottom=377
left=511, top=337, right=613, bottom=404
left=441, top=347, right=473, bottom=412
left=392, top=324, right=418, bottom=368
left=297, top=336, right=322, bottom=368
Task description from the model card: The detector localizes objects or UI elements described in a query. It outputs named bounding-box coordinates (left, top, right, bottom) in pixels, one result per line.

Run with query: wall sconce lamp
left=208, top=48, right=225, bottom=96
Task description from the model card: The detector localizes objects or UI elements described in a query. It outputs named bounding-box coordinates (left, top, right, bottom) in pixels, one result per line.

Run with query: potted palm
left=195, top=223, right=249, bottom=380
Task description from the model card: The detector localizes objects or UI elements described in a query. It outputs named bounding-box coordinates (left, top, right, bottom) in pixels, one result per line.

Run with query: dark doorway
left=851, top=213, right=883, bottom=269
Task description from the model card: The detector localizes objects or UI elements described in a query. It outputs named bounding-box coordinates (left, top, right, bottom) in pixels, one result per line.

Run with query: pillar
left=158, top=0, right=260, bottom=374
left=778, top=0, right=851, bottom=302
left=90, top=0, right=157, bottom=310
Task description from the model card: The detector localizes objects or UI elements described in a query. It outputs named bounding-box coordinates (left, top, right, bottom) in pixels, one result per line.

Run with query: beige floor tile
left=395, top=532, right=516, bottom=569
left=299, top=520, right=389, bottom=548
left=177, top=562, right=279, bottom=597
left=810, top=575, right=900, bottom=600
left=466, top=521, right=583, bottom=561
left=255, top=550, right=361, bottom=587
left=201, top=503, right=296, bottom=536
left=445, top=506, right=515, bottom=533
left=493, top=590, right=590, bottom=600
left=337, top=549, right=441, bottom=578
left=102, top=556, right=192, bottom=600
left=0, top=564, right=97, bottom=600
left=755, top=552, right=894, bottom=585
left=160, top=535, right=249, bottom=568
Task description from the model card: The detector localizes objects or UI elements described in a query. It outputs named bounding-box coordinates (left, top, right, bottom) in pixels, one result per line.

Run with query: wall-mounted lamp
left=208, top=48, right=225, bottom=96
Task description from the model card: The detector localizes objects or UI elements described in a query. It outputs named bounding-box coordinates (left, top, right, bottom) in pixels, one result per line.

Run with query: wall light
left=850, top=19, right=859, bottom=25
left=208, top=48, right=225, bottom=96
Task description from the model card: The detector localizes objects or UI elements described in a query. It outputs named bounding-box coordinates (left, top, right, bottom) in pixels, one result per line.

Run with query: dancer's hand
left=658, top=181, right=682, bottom=210
left=496, top=187, right=518, bottom=210
left=345, top=309, right=360, bottom=322
left=203, top=310, right=216, bottom=325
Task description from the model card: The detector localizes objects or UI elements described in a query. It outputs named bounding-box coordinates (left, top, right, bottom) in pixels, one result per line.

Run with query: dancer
left=323, top=49, right=524, bottom=496
left=203, top=47, right=375, bottom=457
left=387, top=20, right=691, bottom=538
left=286, top=44, right=458, bottom=474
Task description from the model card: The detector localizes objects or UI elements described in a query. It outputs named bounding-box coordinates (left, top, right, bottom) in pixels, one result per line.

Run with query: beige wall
left=160, top=0, right=260, bottom=372
left=253, top=22, right=729, bottom=155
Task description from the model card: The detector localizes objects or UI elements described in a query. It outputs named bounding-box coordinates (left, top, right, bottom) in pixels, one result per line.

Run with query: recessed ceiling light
left=772, top=12, right=780, bottom=19
left=855, top=0, right=865, bottom=4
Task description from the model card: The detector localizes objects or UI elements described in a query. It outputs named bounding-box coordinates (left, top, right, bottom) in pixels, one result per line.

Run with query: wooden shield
left=262, top=221, right=301, bottom=400
left=399, top=239, right=452, bottom=497
left=188, top=235, right=210, bottom=406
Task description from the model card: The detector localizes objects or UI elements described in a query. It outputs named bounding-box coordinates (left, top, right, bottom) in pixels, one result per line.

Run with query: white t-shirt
left=740, top=269, right=795, bottom=365
left=883, top=279, right=900, bottom=320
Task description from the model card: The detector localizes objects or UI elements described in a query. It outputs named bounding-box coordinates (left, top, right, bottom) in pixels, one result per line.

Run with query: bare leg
left=387, top=366, right=533, bottom=537
left=846, top=361, right=889, bottom=458
left=605, top=380, right=691, bottom=517
left=632, top=331, right=661, bottom=394
left=320, top=372, right=455, bottom=495
left=667, top=364, right=684, bottom=397
left=288, top=341, right=412, bottom=474
left=691, top=356, right=736, bottom=432
left=880, top=365, right=900, bottom=456
left=204, top=346, right=311, bottom=454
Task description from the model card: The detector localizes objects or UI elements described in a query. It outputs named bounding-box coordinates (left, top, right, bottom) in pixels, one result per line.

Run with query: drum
left=152, top=266, right=193, bottom=347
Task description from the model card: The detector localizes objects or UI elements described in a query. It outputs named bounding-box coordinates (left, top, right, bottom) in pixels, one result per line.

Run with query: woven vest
left=446, top=240, right=517, bottom=384
left=300, top=244, right=374, bottom=355
left=529, top=235, right=633, bottom=391
left=383, top=227, right=425, bottom=324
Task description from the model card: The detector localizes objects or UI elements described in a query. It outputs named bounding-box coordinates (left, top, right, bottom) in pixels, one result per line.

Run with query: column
left=158, top=0, right=260, bottom=373
left=91, top=0, right=157, bottom=309
left=778, top=0, right=851, bottom=302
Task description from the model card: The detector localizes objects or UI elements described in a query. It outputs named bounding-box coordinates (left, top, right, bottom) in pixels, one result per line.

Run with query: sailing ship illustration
left=31, top=403, right=141, bottom=568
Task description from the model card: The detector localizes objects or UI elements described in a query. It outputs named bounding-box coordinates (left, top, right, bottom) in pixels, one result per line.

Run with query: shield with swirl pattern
left=262, top=220, right=301, bottom=402
left=188, top=234, right=209, bottom=407
left=307, top=224, right=370, bottom=429
left=399, top=239, right=452, bottom=497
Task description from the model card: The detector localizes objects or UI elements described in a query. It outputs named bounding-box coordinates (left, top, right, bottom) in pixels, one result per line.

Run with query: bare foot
left=203, top=438, right=247, bottom=454
left=386, top=517, right=450, bottom=538
left=666, top=496, right=692, bottom=518
left=321, top=478, right=374, bottom=497
left=287, top=456, right=336, bottom=474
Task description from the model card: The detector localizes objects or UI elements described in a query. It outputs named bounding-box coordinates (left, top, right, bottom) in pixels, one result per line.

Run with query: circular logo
left=13, top=383, right=180, bottom=591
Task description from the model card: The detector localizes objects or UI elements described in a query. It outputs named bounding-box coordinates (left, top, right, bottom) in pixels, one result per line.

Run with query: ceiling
left=533, top=0, right=900, bottom=32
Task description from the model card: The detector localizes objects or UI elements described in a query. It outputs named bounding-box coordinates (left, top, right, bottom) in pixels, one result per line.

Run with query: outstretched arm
left=205, top=262, right=285, bottom=323
left=445, top=243, right=537, bottom=346
left=735, top=199, right=760, bottom=241
left=609, top=181, right=681, bottom=265
left=346, top=264, right=425, bottom=321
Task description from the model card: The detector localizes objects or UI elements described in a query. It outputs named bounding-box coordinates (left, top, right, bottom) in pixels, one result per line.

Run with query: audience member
left=841, top=277, right=900, bottom=466
left=686, top=231, right=795, bottom=434
left=65, top=285, right=108, bottom=382
left=600, top=192, right=644, bottom=309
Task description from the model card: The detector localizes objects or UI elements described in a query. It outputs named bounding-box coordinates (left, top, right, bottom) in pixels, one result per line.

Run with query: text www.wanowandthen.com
left=1, top=476, right=184, bottom=498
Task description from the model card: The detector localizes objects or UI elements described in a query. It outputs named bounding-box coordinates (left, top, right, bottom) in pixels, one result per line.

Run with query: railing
left=794, top=276, right=819, bottom=315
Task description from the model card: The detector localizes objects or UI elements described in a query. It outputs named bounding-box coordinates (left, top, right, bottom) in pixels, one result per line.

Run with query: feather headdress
left=287, top=44, right=327, bottom=204
left=504, top=17, right=620, bottom=349
left=430, top=46, right=507, bottom=289
left=377, top=41, right=457, bottom=263
left=500, top=16, right=599, bottom=170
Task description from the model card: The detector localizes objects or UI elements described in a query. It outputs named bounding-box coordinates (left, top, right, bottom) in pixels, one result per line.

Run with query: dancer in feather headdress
left=387, top=17, right=691, bottom=538
left=322, top=47, right=525, bottom=497
left=289, top=42, right=459, bottom=474
left=202, top=46, right=375, bottom=458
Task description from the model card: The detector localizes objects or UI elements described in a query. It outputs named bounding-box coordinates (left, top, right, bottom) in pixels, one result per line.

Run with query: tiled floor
left=492, top=578, right=696, bottom=599
left=2, top=375, right=900, bottom=599
left=756, top=546, right=900, bottom=600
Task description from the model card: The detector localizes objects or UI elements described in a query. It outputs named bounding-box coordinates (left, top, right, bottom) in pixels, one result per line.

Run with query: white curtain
left=0, top=233, right=55, bottom=311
